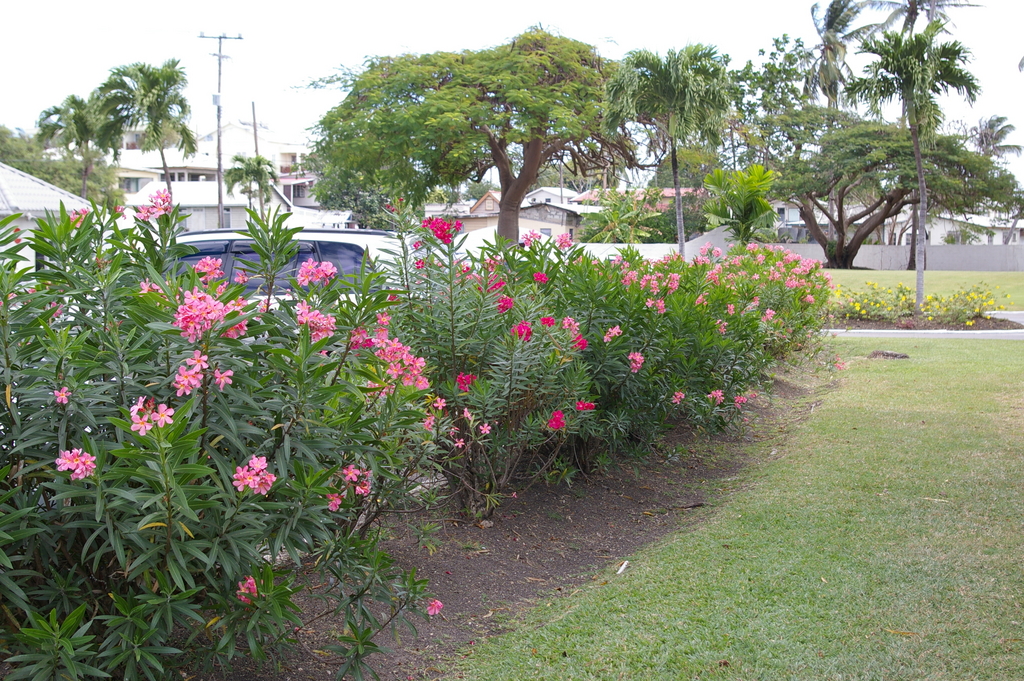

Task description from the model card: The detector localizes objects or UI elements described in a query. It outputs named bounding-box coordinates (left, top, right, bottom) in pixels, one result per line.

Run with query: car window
left=228, top=241, right=316, bottom=292
left=179, top=241, right=230, bottom=277
left=317, top=241, right=366, bottom=277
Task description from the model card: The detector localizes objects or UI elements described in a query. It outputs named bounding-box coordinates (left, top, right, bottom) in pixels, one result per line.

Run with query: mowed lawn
left=452, top=338, right=1024, bottom=680
left=827, top=270, right=1024, bottom=310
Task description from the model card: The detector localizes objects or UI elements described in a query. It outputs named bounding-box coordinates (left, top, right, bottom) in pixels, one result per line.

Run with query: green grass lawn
left=827, top=270, right=1024, bottom=310
left=452, top=339, right=1024, bottom=680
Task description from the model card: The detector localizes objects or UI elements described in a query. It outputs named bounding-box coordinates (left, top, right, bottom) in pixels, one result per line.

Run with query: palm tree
left=969, top=115, right=1022, bottom=161
left=579, top=188, right=663, bottom=243
left=100, top=59, right=197, bottom=203
left=605, top=46, right=731, bottom=254
left=224, top=154, right=279, bottom=216
left=804, top=0, right=875, bottom=108
left=37, top=92, right=109, bottom=198
left=865, top=0, right=975, bottom=34
left=847, top=21, right=979, bottom=312
left=703, top=165, right=779, bottom=244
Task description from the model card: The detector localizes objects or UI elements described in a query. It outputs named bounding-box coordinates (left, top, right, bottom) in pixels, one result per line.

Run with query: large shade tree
left=314, top=27, right=635, bottom=242
left=37, top=92, right=111, bottom=198
left=848, top=20, right=978, bottom=310
left=100, top=59, right=197, bottom=203
left=604, top=46, right=731, bottom=254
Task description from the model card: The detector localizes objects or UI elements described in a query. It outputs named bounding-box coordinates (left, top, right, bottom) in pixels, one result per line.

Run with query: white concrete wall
left=765, top=243, right=1024, bottom=271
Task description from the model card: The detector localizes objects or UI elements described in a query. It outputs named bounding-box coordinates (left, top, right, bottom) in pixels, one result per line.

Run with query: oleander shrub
left=380, top=208, right=830, bottom=514
left=0, top=202, right=442, bottom=681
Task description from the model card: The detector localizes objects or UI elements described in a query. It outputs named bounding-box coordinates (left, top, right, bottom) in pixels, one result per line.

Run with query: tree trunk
left=911, top=124, right=927, bottom=313
left=671, top=139, right=685, bottom=256
left=494, top=138, right=544, bottom=243
left=81, top=163, right=91, bottom=199
left=160, top=147, right=173, bottom=204
left=907, top=208, right=918, bottom=270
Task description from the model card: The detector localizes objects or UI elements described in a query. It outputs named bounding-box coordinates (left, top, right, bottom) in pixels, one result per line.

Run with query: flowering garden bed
left=0, top=197, right=829, bottom=680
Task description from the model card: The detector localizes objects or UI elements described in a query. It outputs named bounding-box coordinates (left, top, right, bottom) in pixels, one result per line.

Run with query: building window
left=777, top=207, right=785, bottom=219
left=540, top=228, right=552, bottom=236
left=485, top=199, right=495, bottom=211
left=545, top=198, right=551, bottom=203
left=121, top=177, right=140, bottom=193
left=293, top=184, right=306, bottom=199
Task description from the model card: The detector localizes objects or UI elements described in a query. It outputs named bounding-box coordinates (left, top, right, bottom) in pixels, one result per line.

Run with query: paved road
left=826, top=310, right=1024, bottom=340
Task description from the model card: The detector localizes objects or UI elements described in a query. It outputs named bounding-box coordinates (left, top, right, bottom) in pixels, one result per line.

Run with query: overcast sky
left=7, top=0, right=1023, bottom=181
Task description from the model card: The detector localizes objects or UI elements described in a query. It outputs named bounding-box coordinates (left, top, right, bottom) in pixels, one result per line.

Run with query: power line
left=198, top=32, right=243, bottom=229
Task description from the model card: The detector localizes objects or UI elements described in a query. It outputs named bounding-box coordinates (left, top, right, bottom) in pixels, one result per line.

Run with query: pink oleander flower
left=573, top=334, right=587, bottom=350
left=139, top=279, right=161, bottom=294
left=533, top=272, right=549, bottom=284
left=628, top=352, right=645, bottom=373
left=423, top=415, right=436, bottom=431
left=717, top=319, right=728, bottom=335
left=734, top=395, right=748, bottom=408
left=486, top=278, right=506, bottom=292
left=521, top=231, right=542, bottom=248
left=54, top=387, right=70, bottom=404
left=234, top=270, right=250, bottom=285
left=694, top=294, right=707, bottom=306
left=512, top=321, right=533, bottom=342
left=555, top=233, right=573, bottom=250
left=295, top=301, right=337, bottom=342
left=153, top=404, right=175, bottom=428
left=804, top=294, right=816, bottom=304
left=423, top=217, right=461, bottom=244
left=327, top=493, right=343, bottom=512
left=671, top=391, right=685, bottom=405
left=186, top=350, right=209, bottom=370
left=575, top=401, right=595, bottom=411
left=173, top=364, right=203, bottom=397
left=237, top=576, right=258, bottom=605
left=603, top=325, right=622, bottom=343
left=342, top=465, right=361, bottom=482
left=354, top=478, right=372, bottom=496
left=454, top=438, right=465, bottom=448
left=456, top=373, right=477, bottom=392
left=463, top=407, right=473, bottom=420
left=645, top=298, right=666, bottom=314
left=562, top=317, right=579, bottom=336
left=297, top=258, right=338, bottom=287
left=55, top=448, right=97, bottom=480
left=726, top=304, right=735, bottom=315
left=233, top=455, right=276, bottom=495
left=376, top=312, right=391, bottom=327
left=479, top=423, right=492, bottom=435
left=497, top=296, right=515, bottom=313
left=214, top=369, right=233, bottom=391
left=373, top=336, right=430, bottom=390
left=414, top=258, right=426, bottom=269
left=194, top=257, right=224, bottom=283
left=540, top=316, right=556, bottom=327
left=69, top=208, right=89, bottom=227
left=761, top=309, right=776, bottom=323
left=547, top=410, right=566, bottom=430
left=708, top=390, right=725, bottom=405
left=432, top=397, right=446, bottom=410
left=426, top=599, right=444, bottom=616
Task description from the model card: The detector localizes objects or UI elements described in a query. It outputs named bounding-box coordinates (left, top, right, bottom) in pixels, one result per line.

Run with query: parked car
left=176, top=228, right=395, bottom=290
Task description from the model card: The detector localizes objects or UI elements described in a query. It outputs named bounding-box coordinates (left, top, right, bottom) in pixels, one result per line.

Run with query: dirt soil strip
left=188, top=376, right=819, bottom=681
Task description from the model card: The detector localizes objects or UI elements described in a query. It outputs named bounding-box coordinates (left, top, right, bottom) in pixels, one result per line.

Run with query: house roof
left=469, top=190, right=502, bottom=214
left=0, top=161, right=89, bottom=217
left=571, top=187, right=700, bottom=204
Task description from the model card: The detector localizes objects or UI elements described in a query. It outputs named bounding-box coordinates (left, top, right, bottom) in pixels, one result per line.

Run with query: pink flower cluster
left=533, top=272, right=549, bottom=284
left=456, top=373, right=477, bottom=392
left=374, top=336, right=429, bottom=390
left=628, top=352, right=645, bottom=373
left=512, top=321, right=533, bottom=342
left=423, top=217, right=461, bottom=244
left=575, top=401, right=595, bottom=411
left=296, top=301, right=337, bottom=342
left=555, top=233, right=573, bottom=250
left=603, top=326, right=622, bottom=343
left=129, top=397, right=174, bottom=436
left=497, top=296, right=515, bottom=313
left=521, top=231, right=543, bottom=248
left=55, top=448, right=97, bottom=480
left=340, top=464, right=373, bottom=497
left=173, top=288, right=248, bottom=343
left=297, top=259, right=338, bottom=287
left=708, top=390, right=725, bottom=405
left=547, top=410, right=565, bottom=430
left=194, top=257, right=224, bottom=284
left=645, top=298, right=666, bottom=314
left=232, top=455, right=277, bottom=495
left=53, top=387, right=70, bottom=404
left=134, top=190, right=173, bottom=221
left=237, top=576, right=258, bottom=605
left=69, top=208, right=90, bottom=227
left=671, top=391, right=685, bottom=405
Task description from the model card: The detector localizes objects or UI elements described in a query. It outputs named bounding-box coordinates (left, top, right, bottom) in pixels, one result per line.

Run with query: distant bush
left=830, top=281, right=1008, bottom=324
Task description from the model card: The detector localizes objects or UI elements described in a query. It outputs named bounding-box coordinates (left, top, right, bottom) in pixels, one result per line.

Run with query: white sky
left=7, top=0, right=1023, bottom=181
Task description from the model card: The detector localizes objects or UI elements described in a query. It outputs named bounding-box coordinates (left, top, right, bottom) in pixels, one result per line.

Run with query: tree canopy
left=314, top=27, right=635, bottom=242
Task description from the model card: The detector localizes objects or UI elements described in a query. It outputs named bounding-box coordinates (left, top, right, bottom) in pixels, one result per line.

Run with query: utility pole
left=199, top=32, right=242, bottom=229
left=252, top=101, right=263, bottom=216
